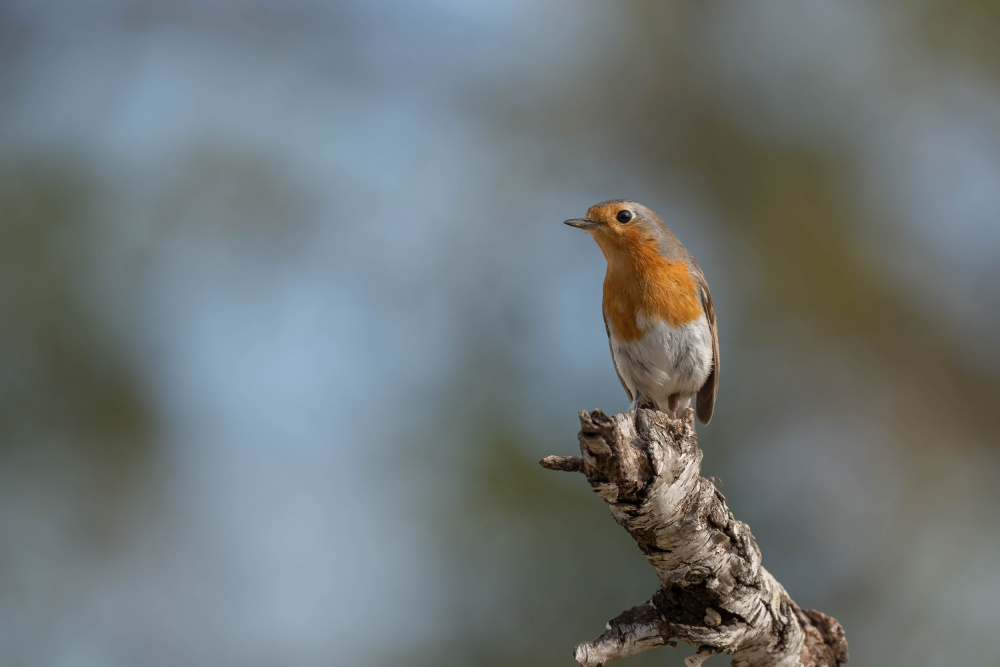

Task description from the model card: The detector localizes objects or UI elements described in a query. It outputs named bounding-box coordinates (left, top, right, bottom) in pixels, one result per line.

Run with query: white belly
left=610, top=314, right=713, bottom=410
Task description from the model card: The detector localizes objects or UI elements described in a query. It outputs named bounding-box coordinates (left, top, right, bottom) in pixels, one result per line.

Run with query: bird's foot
left=629, top=394, right=655, bottom=439
left=632, top=407, right=644, bottom=436
left=627, top=395, right=643, bottom=438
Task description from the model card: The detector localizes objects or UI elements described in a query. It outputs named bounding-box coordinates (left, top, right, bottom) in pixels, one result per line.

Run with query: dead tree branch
left=540, top=408, right=848, bottom=667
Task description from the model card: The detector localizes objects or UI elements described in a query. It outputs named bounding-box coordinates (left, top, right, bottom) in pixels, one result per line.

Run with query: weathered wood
left=541, top=408, right=848, bottom=667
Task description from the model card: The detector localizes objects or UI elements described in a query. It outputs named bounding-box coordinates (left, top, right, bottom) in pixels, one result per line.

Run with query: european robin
left=565, top=200, right=719, bottom=425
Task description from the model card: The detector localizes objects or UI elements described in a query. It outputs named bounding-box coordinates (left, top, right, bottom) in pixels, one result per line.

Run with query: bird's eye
left=616, top=210, right=633, bottom=223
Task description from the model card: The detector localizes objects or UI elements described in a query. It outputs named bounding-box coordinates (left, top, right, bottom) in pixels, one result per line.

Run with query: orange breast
left=602, top=243, right=702, bottom=342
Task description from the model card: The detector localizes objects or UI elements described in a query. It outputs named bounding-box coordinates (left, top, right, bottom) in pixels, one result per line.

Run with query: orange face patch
left=585, top=202, right=660, bottom=252
left=586, top=202, right=627, bottom=224
left=599, top=237, right=702, bottom=342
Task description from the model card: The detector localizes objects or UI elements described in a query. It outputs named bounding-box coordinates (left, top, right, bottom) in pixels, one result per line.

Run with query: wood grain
left=540, top=408, right=848, bottom=667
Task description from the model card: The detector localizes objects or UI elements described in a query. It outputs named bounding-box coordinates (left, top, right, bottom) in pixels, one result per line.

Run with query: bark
left=540, top=408, right=848, bottom=667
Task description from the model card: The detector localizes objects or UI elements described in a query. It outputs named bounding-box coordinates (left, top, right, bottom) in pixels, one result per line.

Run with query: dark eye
left=616, top=210, right=633, bottom=223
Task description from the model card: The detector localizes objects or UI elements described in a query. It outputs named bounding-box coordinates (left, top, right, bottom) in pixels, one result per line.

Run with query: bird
left=565, top=200, right=719, bottom=425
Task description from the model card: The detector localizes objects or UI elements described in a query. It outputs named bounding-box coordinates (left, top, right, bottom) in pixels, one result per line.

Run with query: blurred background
left=2, top=1, right=999, bottom=665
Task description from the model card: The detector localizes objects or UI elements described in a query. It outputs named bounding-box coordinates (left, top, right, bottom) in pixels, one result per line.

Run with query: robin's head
left=564, top=200, right=671, bottom=259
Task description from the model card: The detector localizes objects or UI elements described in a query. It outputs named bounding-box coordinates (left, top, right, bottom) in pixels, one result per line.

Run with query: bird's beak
left=564, top=218, right=598, bottom=230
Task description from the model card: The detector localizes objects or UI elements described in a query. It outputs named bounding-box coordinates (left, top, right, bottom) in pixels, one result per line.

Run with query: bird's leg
left=667, top=393, right=680, bottom=421
left=677, top=395, right=693, bottom=421
left=629, top=393, right=647, bottom=435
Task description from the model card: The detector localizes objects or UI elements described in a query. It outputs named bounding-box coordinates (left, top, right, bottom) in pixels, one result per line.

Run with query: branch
left=540, top=408, right=849, bottom=667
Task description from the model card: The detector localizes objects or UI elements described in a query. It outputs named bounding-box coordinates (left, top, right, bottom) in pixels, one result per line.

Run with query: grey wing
left=603, top=311, right=633, bottom=403
left=693, top=269, right=719, bottom=425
